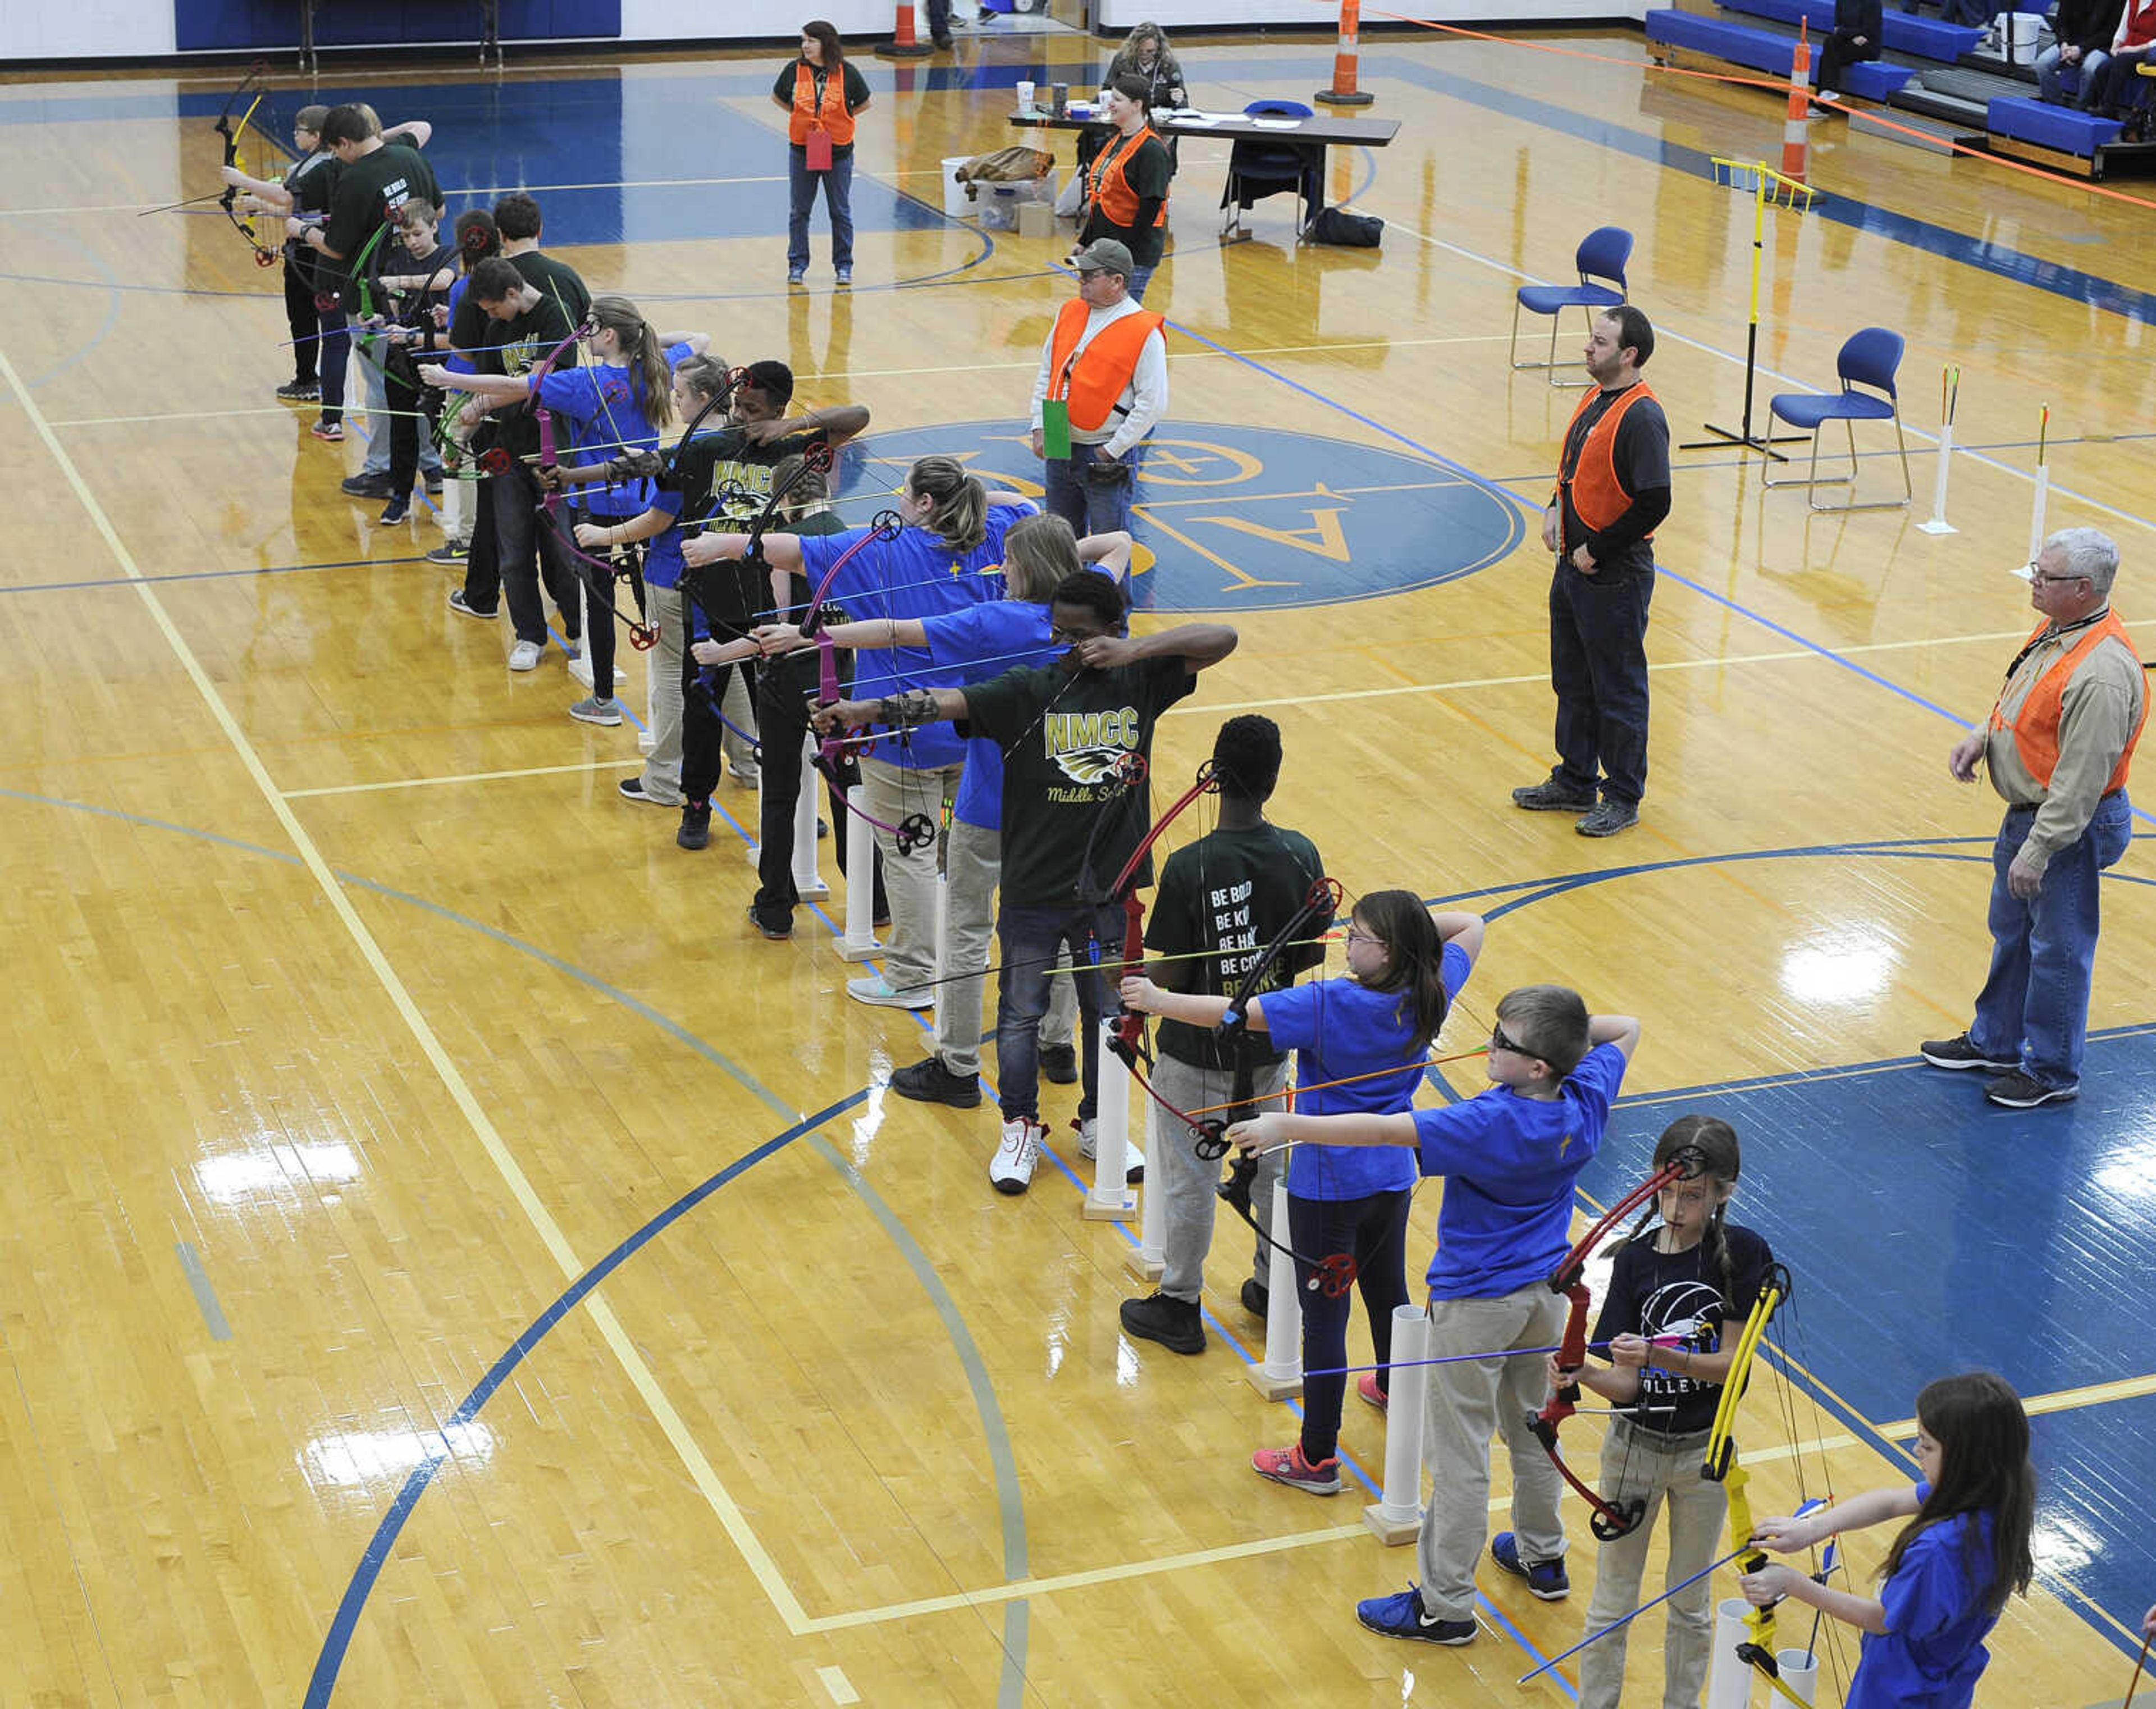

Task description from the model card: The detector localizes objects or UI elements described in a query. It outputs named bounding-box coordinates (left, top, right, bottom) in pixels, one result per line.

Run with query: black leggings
left=1288, top=1186, right=1414, bottom=1464
left=281, top=258, right=318, bottom=383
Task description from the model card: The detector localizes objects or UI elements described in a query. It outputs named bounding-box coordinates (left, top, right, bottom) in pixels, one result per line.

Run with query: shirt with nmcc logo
left=958, top=655, right=1196, bottom=909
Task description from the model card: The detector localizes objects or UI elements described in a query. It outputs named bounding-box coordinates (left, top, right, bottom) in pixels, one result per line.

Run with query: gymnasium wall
left=3, top=0, right=1645, bottom=62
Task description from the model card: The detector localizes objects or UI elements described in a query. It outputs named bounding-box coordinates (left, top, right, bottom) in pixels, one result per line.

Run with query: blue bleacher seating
left=1717, top=0, right=1983, bottom=62
left=1986, top=94, right=2126, bottom=154
left=1644, top=10, right=1915, bottom=97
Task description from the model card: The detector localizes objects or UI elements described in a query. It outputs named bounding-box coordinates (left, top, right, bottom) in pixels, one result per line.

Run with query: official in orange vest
left=1513, top=305, right=1671, bottom=839
left=1075, top=74, right=1173, bottom=302
left=1028, top=238, right=1169, bottom=538
left=1921, top=528, right=2145, bottom=1108
left=770, top=21, right=871, bottom=287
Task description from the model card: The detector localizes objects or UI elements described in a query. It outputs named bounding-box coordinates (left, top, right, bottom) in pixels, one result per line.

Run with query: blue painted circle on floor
left=841, top=420, right=1525, bottom=615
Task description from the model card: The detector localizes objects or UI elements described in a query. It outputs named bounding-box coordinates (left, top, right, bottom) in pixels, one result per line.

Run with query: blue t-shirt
left=796, top=502, right=1035, bottom=770
left=1848, top=1486, right=1999, bottom=1709
left=536, top=340, right=693, bottom=518
left=922, top=600, right=1061, bottom=828
left=1259, top=941, right=1472, bottom=1201
left=638, top=488, right=691, bottom=592
left=1409, top=1041, right=1627, bottom=1299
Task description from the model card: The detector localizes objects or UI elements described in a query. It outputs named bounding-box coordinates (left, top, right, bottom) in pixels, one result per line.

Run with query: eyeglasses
left=1343, top=926, right=1384, bottom=948
left=2029, top=569, right=2091, bottom=587
left=1491, top=1022, right=1528, bottom=1057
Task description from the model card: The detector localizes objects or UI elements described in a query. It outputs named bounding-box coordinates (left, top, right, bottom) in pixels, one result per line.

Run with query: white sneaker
left=1074, top=1117, right=1146, bottom=1183
left=508, top=640, right=543, bottom=671
left=990, top=1118, right=1045, bottom=1194
left=846, top=974, right=931, bottom=1011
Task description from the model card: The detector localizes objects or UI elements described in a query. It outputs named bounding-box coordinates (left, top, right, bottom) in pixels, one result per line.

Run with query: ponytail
left=1351, top=890, right=1450, bottom=1052
left=590, top=294, right=674, bottom=429
left=908, top=454, right=989, bottom=552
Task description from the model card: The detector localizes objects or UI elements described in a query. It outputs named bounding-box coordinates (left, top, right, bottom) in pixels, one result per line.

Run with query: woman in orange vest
left=1076, top=74, right=1172, bottom=302
left=770, top=21, right=872, bottom=287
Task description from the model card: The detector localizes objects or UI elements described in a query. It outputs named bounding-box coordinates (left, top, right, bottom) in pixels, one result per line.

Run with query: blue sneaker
left=1355, top=1585, right=1476, bottom=1646
left=1491, top=1532, right=1570, bottom=1600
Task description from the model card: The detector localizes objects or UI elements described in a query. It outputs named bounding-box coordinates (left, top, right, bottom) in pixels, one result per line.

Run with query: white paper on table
left=1165, top=110, right=1224, bottom=126
left=1251, top=117, right=1303, bottom=129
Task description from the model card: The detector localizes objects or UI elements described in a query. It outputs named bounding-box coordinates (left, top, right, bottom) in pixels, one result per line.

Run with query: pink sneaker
left=1251, top=1442, right=1341, bottom=1495
left=1358, top=1372, right=1388, bottom=1412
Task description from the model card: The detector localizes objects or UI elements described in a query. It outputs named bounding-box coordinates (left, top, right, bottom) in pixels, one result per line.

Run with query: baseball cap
left=1072, top=238, right=1134, bottom=278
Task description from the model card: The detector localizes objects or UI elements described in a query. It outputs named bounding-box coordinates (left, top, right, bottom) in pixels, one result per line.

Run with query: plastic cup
left=1016, top=80, right=1035, bottom=112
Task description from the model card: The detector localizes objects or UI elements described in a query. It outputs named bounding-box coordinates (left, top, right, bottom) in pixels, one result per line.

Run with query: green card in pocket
left=1040, top=399, right=1072, bottom=459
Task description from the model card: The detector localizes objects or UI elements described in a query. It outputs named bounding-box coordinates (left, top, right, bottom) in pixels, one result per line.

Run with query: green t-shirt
left=1145, top=822, right=1331, bottom=1072
left=486, top=289, right=578, bottom=460
left=960, top=654, right=1196, bottom=909
left=319, top=142, right=440, bottom=304
left=509, top=250, right=591, bottom=329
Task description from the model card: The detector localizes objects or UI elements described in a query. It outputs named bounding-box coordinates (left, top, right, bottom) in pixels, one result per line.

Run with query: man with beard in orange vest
left=1922, top=528, right=2144, bottom=1108
left=1513, top=304, right=1670, bottom=840
left=1029, top=238, right=1168, bottom=538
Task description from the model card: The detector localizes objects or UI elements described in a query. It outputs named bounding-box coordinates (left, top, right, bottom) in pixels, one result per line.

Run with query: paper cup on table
left=1016, top=80, right=1035, bottom=112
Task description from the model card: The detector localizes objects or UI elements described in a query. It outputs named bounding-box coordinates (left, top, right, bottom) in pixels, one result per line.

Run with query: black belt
left=2007, top=788, right=2122, bottom=814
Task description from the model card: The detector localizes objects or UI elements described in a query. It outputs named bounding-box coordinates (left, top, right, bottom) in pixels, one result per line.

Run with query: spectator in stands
left=2036, top=0, right=2122, bottom=105
left=1815, top=0, right=1884, bottom=106
left=2085, top=0, right=2156, bottom=124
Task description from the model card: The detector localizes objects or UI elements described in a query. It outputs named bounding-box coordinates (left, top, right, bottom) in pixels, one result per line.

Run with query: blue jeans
left=994, top=901, right=1122, bottom=1121
left=2036, top=45, right=2107, bottom=104
left=788, top=147, right=855, bottom=272
left=1044, top=439, right=1145, bottom=537
left=1549, top=563, right=1655, bottom=806
left=1126, top=263, right=1157, bottom=303
left=1970, top=792, right=2132, bottom=1089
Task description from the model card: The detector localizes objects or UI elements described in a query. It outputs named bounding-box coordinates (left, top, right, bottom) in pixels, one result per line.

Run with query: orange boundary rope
left=1324, top=1, right=2156, bottom=214
left=1176, top=1045, right=1490, bottom=1122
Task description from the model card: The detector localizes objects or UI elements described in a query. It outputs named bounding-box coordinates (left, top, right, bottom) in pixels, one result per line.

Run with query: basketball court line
left=0, top=337, right=816, bottom=1637
left=1878, top=1370, right=2156, bottom=1439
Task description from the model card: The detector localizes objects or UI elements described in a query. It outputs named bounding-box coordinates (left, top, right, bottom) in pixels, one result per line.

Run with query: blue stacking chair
left=1764, top=327, right=1913, bottom=510
left=1509, top=226, right=1633, bottom=388
left=1220, top=99, right=1323, bottom=244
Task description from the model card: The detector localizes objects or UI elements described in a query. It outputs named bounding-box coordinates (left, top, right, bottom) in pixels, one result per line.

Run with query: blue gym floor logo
left=847, top=421, right=1524, bottom=614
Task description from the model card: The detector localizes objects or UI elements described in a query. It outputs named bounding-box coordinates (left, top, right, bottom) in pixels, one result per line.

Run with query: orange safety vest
left=1045, top=299, right=1164, bottom=433
left=1088, top=125, right=1167, bottom=230
left=1989, top=610, right=2147, bottom=793
left=789, top=62, right=856, bottom=148
left=1555, top=382, right=1661, bottom=535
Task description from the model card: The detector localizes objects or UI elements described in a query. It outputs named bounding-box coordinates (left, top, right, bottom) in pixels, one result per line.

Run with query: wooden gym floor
left=1, top=23, right=2153, bottom=1708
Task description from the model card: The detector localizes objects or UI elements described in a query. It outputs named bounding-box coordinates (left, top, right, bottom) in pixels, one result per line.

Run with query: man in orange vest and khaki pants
left=1029, top=238, right=1168, bottom=537
left=1922, top=528, right=2145, bottom=1108
left=1513, top=305, right=1671, bottom=839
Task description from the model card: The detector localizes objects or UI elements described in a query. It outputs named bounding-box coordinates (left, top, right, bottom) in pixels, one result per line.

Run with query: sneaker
left=424, top=472, right=444, bottom=496
left=847, top=974, right=931, bottom=1011
left=890, top=1055, right=983, bottom=1108
left=507, top=639, right=544, bottom=671
left=1575, top=799, right=1639, bottom=838
left=618, top=776, right=677, bottom=807
left=1120, top=1292, right=1205, bottom=1355
left=746, top=902, right=792, bottom=942
left=835, top=266, right=853, bottom=286
left=1511, top=778, right=1596, bottom=813
left=989, top=1117, right=1045, bottom=1194
left=1919, top=1032, right=2017, bottom=1072
left=1241, top=1278, right=1269, bottom=1318
left=677, top=801, right=712, bottom=851
left=378, top=497, right=409, bottom=525
left=1040, top=1042, right=1079, bottom=1084
left=428, top=541, right=472, bottom=566
left=311, top=418, right=346, bottom=442
left=1074, top=1117, right=1145, bottom=1183
left=569, top=695, right=623, bottom=726
left=1815, top=86, right=1843, bottom=102
left=1252, top=1442, right=1342, bottom=1496
left=787, top=266, right=806, bottom=285
left=1356, top=1586, right=1476, bottom=1646
left=276, top=379, right=320, bottom=401
left=341, top=473, right=395, bottom=499
left=1357, top=1372, right=1388, bottom=1413
left=447, top=588, right=497, bottom=622
left=1491, top=1532, right=1570, bottom=1600
left=1983, top=1069, right=2077, bottom=1109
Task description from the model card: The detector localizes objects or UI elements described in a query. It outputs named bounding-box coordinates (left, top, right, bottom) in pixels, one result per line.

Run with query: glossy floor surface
left=2, top=21, right=2153, bottom=1709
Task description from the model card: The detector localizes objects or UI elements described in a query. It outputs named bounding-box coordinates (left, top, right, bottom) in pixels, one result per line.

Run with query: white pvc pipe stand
left=1126, top=1102, right=1166, bottom=1278
left=1705, top=1598, right=1756, bottom=1709
left=1916, top=419, right=1957, bottom=534
left=2016, top=463, right=2051, bottom=580
left=1246, top=1176, right=1304, bottom=1399
left=568, top=575, right=595, bottom=691
left=1084, top=1018, right=1138, bottom=1222
left=1775, top=1646, right=1820, bottom=1705
left=439, top=470, right=468, bottom=543
left=792, top=740, right=828, bottom=899
left=837, top=783, right=883, bottom=961
left=1364, top=1305, right=1428, bottom=1544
